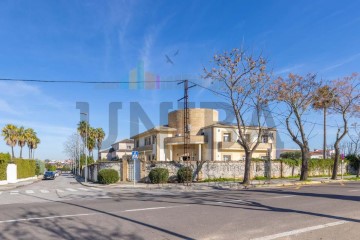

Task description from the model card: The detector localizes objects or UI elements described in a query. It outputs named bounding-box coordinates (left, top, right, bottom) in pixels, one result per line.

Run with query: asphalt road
left=0, top=173, right=359, bottom=240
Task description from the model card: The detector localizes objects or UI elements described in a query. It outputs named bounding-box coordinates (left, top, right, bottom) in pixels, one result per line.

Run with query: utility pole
left=178, top=80, right=196, bottom=185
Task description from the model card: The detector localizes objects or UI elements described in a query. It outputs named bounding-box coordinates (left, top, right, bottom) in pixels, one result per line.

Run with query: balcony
left=134, top=145, right=153, bottom=152
left=165, top=135, right=207, bottom=145
left=219, top=142, right=272, bottom=150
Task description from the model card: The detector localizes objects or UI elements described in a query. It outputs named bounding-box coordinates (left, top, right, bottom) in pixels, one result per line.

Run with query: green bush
left=0, top=160, right=7, bottom=181
left=14, top=159, right=36, bottom=179
left=45, top=164, right=57, bottom=171
left=98, top=169, right=119, bottom=184
left=177, top=166, right=193, bottom=183
left=0, top=153, right=10, bottom=162
left=148, top=168, right=169, bottom=184
left=36, top=160, right=45, bottom=175
left=280, top=152, right=301, bottom=160
left=61, top=166, right=71, bottom=172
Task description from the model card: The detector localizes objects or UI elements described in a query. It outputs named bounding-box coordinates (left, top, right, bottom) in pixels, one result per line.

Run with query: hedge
left=177, top=166, right=193, bottom=183
left=98, top=169, right=119, bottom=184
left=149, top=168, right=169, bottom=184
left=14, top=159, right=36, bottom=179
left=0, top=153, right=10, bottom=181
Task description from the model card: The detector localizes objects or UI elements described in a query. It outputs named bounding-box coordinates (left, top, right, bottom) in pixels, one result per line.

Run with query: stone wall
left=144, top=160, right=350, bottom=181
left=85, top=161, right=121, bottom=182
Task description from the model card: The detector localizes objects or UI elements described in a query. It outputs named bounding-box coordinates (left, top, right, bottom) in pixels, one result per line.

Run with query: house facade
left=100, top=139, right=134, bottom=161
left=131, top=108, right=277, bottom=162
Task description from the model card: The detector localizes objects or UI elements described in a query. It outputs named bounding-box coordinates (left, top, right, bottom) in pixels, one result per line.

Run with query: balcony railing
left=165, top=135, right=207, bottom=145
left=219, top=141, right=272, bottom=150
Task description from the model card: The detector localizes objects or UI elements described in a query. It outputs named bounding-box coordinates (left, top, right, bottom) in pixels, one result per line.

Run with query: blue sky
left=0, top=0, right=359, bottom=160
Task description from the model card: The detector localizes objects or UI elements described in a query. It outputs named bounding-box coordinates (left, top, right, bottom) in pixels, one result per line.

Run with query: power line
left=189, top=80, right=357, bottom=130
left=0, top=78, right=180, bottom=84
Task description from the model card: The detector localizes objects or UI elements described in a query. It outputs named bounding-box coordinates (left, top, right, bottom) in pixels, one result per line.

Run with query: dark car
left=43, top=171, right=55, bottom=180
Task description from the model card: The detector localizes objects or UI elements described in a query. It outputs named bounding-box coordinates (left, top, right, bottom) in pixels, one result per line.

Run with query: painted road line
left=216, top=199, right=246, bottom=204
left=0, top=205, right=189, bottom=224
left=25, top=190, right=35, bottom=194
left=349, top=189, right=360, bottom=192
left=65, top=188, right=77, bottom=192
left=78, top=188, right=90, bottom=191
left=56, top=189, right=64, bottom=193
left=251, top=220, right=347, bottom=240
left=40, top=190, right=50, bottom=193
left=261, top=195, right=296, bottom=200
left=10, top=191, right=19, bottom=195
left=90, top=187, right=103, bottom=191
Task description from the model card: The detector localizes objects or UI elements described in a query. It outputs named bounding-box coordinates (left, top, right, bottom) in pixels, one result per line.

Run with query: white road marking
left=90, top=187, right=103, bottom=191
left=251, top=220, right=348, bottom=240
left=65, top=188, right=77, bottom=192
left=78, top=188, right=90, bottom=191
left=10, top=191, right=19, bottom=195
left=40, top=190, right=50, bottom=193
left=349, top=189, right=360, bottom=192
left=56, top=189, right=64, bottom=193
left=216, top=199, right=245, bottom=204
left=261, top=195, right=296, bottom=200
left=0, top=191, right=2, bottom=195
left=124, top=205, right=188, bottom=212
left=0, top=205, right=189, bottom=224
left=25, top=190, right=34, bottom=194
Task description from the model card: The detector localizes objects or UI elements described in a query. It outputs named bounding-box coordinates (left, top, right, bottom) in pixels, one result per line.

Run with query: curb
left=0, top=177, right=42, bottom=191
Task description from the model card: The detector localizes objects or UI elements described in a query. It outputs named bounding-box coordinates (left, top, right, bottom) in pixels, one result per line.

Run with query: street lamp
left=81, top=112, right=88, bottom=183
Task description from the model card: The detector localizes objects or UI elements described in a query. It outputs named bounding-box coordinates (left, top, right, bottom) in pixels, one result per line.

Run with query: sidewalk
left=0, top=177, right=42, bottom=191
left=76, top=175, right=359, bottom=191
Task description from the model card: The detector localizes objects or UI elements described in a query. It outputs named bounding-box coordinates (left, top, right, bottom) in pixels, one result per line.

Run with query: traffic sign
left=132, top=151, right=139, bottom=159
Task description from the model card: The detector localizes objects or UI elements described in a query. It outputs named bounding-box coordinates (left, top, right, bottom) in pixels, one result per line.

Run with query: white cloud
left=322, top=52, right=360, bottom=72
left=274, top=64, right=304, bottom=75
left=0, top=81, right=40, bottom=97
left=0, top=99, right=20, bottom=115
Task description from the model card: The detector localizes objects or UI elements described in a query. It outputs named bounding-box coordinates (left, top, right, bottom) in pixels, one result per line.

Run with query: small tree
left=270, top=73, right=320, bottom=181
left=330, top=73, right=360, bottom=179
left=203, top=48, right=272, bottom=184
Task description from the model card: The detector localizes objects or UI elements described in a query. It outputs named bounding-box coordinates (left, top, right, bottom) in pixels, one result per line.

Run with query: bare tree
left=270, top=73, right=320, bottom=181
left=203, top=48, right=272, bottom=184
left=330, top=73, right=360, bottom=179
left=63, top=133, right=83, bottom=172
left=349, top=123, right=360, bottom=155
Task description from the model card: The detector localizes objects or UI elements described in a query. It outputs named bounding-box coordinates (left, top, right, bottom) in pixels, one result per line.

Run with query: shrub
left=45, top=164, right=57, bottom=171
left=0, top=160, right=7, bottom=181
left=177, top=166, right=193, bottom=183
left=148, top=168, right=169, bottom=184
left=14, top=159, right=36, bottom=179
left=98, top=169, right=119, bottom=184
left=0, top=153, right=10, bottom=162
left=280, top=151, right=301, bottom=160
left=36, top=160, right=45, bottom=175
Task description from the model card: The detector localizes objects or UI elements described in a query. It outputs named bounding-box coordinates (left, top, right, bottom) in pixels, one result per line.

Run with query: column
left=169, top=145, right=173, bottom=161
left=198, top=144, right=202, bottom=161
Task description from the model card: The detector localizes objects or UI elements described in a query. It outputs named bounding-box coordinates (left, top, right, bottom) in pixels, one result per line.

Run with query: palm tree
left=25, top=128, right=35, bottom=158
left=2, top=124, right=18, bottom=159
left=95, top=128, right=105, bottom=160
left=87, top=127, right=96, bottom=158
left=77, top=121, right=89, bottom=144
left=32, top=137, right=40, bottom=159
left=313, top=85, right=337, bottom=159
left=17, top=126, right=27, bottom=158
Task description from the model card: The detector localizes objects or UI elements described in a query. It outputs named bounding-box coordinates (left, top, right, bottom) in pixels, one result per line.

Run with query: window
left=127, top=145, right=132, bottom=150
left=223, top=133, right=231, bottom=142
left=145, top=136, right=152, bottom=146
left=223, top=155, right=231, bottom=161
left=245, top=134, right=251, bottom=142
left=135, top=140, right=139, bottom=148
left=152, top=135, right=156, bottom=144
left=262, top=135, right=269, bottom=143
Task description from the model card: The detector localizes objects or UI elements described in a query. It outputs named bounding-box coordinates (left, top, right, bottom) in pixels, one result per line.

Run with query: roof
left=131, top=126, right=177, bottom=139
left=111, top=139, right=134, bottom=145
left=201, top=122, right=276, bottom=131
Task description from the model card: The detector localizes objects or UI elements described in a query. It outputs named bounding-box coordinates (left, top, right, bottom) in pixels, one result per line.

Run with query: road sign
left=132, top=151, right=139, bottom=159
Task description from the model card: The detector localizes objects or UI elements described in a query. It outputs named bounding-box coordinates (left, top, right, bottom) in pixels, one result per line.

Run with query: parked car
left=43, top=171, right=55, bottom=180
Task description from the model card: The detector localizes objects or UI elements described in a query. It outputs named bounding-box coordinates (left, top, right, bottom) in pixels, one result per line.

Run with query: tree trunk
left=323, top=108, right=327, bottom=159
left=20, top=146, right=23, bottom=159
left=29, top=148, right=31, bottom=159
left=357, top=161, right=360, bottom=178
left=243, top=152, right=252, bottom=184
left=331, top=146, right=340, bottom=180
left=300, top=147, right=309, bottom=181
left=11, top=146, right=14, bottom=159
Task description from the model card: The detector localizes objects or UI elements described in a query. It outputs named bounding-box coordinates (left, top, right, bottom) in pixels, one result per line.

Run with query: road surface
left=0, top=173, right=359, bottom=239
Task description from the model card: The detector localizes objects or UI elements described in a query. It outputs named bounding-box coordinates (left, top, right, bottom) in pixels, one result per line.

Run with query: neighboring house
left=310, top=149, right=335, bottom=159
left=131, top=108, right=277, bottom=162
left=276, top=149, right=301, bottom=159
left=100, top=139, right=134, bottom=161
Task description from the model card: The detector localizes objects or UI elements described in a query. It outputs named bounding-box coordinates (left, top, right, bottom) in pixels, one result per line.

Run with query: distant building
left=100, top=139, right=134, bottom=161
left=131, top=108, right=276, bottom=162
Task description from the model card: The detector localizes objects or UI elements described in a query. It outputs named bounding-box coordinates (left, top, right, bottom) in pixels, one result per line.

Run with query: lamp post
left=81, top=112, right=88, bottom=183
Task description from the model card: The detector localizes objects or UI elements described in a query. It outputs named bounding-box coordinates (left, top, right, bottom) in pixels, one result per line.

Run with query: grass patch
left=347, top=177, right=360, bottom=181
left=201, top=177, right=241, bottom=182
